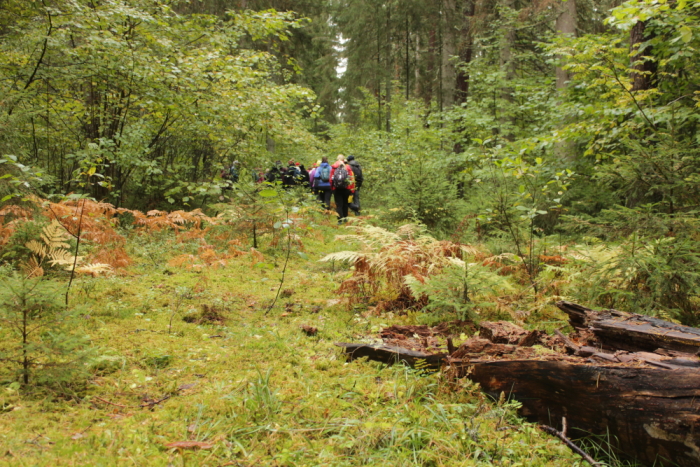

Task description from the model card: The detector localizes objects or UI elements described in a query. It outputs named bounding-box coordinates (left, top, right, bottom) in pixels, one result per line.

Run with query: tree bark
left=630, top=20, right=656, bottom=91
left=555, top=0, right=577, bottom=89
left=441, top=0, right=458, bottom=109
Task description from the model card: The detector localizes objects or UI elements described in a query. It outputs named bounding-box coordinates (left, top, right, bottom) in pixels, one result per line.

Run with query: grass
left=0, top=211, right=587, bottom=466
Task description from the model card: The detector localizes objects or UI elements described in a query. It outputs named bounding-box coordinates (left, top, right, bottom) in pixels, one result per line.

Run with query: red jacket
left=329, top=161, right=355, bottom=192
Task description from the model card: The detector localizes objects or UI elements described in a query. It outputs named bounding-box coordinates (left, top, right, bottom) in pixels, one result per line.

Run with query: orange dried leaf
left=164, top=441, right=214, bottom=450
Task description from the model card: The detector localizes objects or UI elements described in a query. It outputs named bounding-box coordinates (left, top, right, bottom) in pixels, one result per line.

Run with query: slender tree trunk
left=385, top=6, right=391, bottom=132
left=630, top=20, right=656, bottom=91
left=554, top=0, right=577, bottom=161
left=426, top=28, right=437, bottom=106
left=499, top=0, right=516, bottom=140
left=441, top=0, right=458, bottom=109
left=555, top=0, right=577, bottom=89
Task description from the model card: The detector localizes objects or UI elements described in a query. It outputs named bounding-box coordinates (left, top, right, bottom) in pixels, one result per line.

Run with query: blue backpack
left=318, top=165, right=331, bottom=182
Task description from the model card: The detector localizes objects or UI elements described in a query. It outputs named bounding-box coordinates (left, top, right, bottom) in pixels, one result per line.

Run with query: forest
left=1, top=0, right=699, bottom=465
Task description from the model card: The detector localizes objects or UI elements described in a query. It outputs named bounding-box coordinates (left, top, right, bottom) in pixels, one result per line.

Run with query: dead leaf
left=300, top=325, right=318, bottom=336
left=71, top=433, right=85, bottom=440
left=164, top=441, right=214, bottom=450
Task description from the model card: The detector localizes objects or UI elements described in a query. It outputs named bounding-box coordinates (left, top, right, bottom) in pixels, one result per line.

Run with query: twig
left=539, top=424, right=602, bottom=466
left=605, top=56, right=657, bottom=131
left=66, top=197, right=86, bottom=306
left=93, top=394, right=172, bottom=409
left=93, top=396, right=128, bottom=409
left=140, top=394, right=171, bottom=408
left=265, top=209, right=292, bottom=316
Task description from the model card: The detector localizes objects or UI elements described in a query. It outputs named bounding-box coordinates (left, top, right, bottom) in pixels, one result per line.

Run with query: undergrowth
left=0, top=200, right=592, bottom=466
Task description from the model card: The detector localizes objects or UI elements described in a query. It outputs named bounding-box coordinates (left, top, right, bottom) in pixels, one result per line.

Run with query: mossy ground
left=0, top=213, right=584, bottom=466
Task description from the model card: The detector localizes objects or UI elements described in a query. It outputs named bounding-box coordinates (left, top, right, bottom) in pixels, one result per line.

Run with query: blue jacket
left=315, top=162, right=331, bottom=188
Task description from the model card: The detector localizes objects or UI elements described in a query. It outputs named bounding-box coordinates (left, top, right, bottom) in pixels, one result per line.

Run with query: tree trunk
left=557, top=300, right=700, bottom=353
left=440, top=0, right=458, bottom=110
left=630, top=20, right=656, bottom=91
left=555, top=0, right=577, bottom=89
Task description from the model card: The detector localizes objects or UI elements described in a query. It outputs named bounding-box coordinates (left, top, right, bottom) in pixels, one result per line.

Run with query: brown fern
left=321, top=223, right=483, bottom=313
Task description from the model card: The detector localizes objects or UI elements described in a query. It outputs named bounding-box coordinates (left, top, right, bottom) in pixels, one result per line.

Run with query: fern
left=320, top=223, right=483, bottom=313
left=22, top=219, right=110, bottom=277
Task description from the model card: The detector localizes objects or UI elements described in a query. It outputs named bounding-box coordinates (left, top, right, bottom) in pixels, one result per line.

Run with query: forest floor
left=0, top=209, right=588, bottom=467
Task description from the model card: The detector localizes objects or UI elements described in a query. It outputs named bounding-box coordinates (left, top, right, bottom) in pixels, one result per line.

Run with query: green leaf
left=297, top=252, right=308, bottom=260
left=680, top=25, right=693, bottom=44
left=259, top=189, right=278, bottom=198
left=273, top=221, right=282, bottom=229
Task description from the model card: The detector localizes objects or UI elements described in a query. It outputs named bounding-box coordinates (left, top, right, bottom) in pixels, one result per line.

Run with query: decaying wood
left=450, top=359, right=700, bottom=467
left=336, top=343, right=445, bottom=369
left=557, top=300, right=700, bottom=354
left=337, top=302, right=700, bottom=466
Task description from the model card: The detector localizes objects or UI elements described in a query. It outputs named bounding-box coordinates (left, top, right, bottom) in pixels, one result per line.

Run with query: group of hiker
left=221, top=154, right=364, bottom=223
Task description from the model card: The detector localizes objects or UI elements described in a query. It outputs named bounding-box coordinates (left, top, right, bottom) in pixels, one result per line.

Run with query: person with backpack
left=346, top=155, right=363, bottom=215
left=330, top=154, right=355, bottom=223
left=298, top=164, right=310, bottom=188
left=308, top=160, right=320, bottom=195
left=314, top=157, right=332, bottom=210
left=266, top=161, right=283, bottom=183
left=221, top=160, right=240, bottom=190
left=282, top=159, right=298, bottom=188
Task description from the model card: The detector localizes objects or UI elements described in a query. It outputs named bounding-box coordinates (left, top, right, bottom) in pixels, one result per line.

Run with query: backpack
left=228, top=166, right=239, bottom=183
left=318, top=165, right=331, bottom=182
left=332, top=164, right=350, bottom=189
left=349, top=161, right=363, bottom=186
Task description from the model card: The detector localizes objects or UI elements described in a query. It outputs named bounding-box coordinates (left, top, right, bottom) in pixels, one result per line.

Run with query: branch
left=66, top=198, right=86, bottom=306
left=23, top=1, right=53, bottom=91
left=265, top=206, right=292, bottom=316
left=606, top=57, right=656, bottom=131
left=539, top=423, right=602, bottom=467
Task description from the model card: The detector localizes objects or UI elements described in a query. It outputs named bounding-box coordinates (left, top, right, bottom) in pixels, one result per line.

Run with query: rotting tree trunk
left=338, top=301, right=700, bottom=466
left=455, top=360, right=700, bottom=467
left=336, top=343, right=445, bottom=369
left=557, top=300, right=700, bottom=354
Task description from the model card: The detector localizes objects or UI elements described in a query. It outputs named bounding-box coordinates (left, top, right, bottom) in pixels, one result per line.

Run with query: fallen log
left=449, top=359, right=700, bottom=467
left=338, top=307, right=700, bottom=466
left=335, top=343, right=445, bottom=369
left=557, top=300, right=700, bottom=354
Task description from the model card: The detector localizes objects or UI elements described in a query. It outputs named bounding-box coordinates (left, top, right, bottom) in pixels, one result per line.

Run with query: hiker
left=330, top=154, right=355, bottom=223
left=252, top=168, right=264, bottom=184
left=314, top=157, right=332, bottom=210
left=298, top=164, right=310, bottom=188
left=308, top=160, right=320, bottom=195
left=347, top=155, right=363, bottom=215
left=266, top=161, right=283, bottom=183
left=221, top=160, right=240, bottom=189
left=282, top=159, right=299, bottom=187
